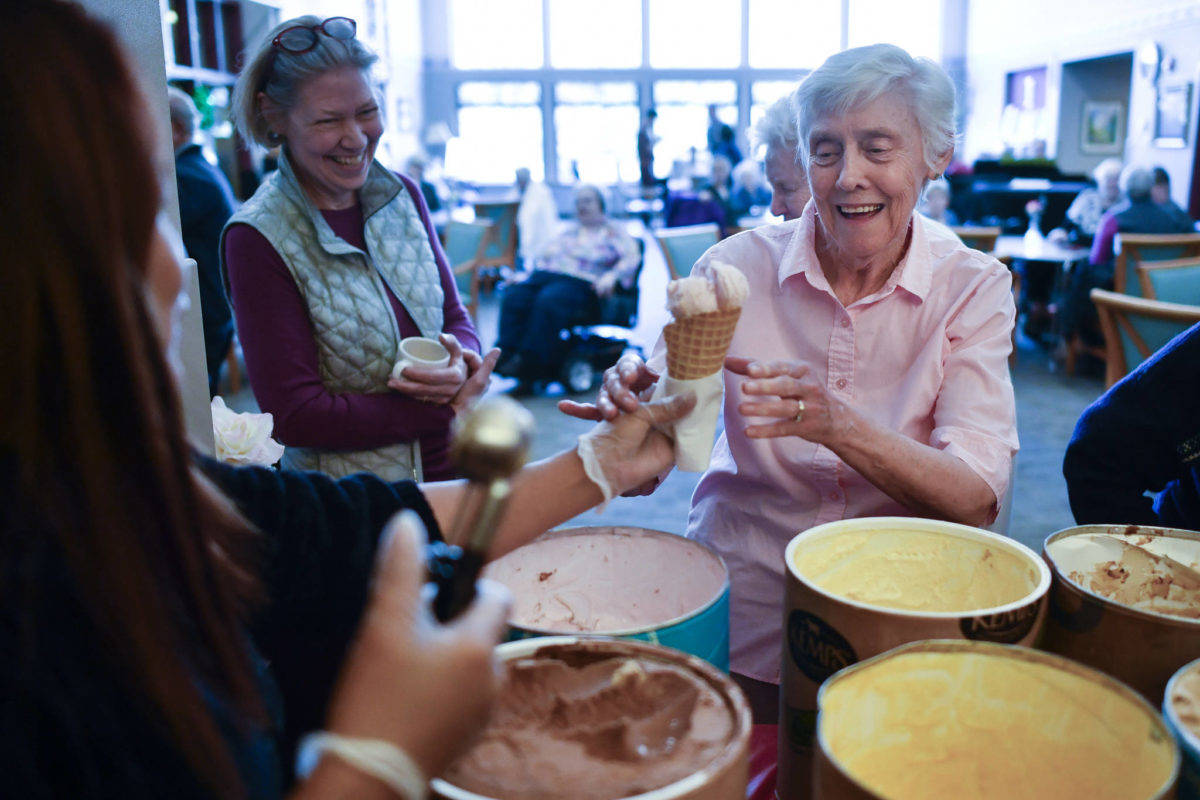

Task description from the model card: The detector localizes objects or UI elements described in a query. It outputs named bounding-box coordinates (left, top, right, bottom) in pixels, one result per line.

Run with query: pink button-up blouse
left=648, top=206, right=1019, bottom=682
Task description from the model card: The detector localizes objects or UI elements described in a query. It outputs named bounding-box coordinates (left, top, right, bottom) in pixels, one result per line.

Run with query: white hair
left=793, top=43, right=956, bottom=173
left=1120, top=165, right=1154, bottom=202
left=166, top=86, right=197, bottom=138
left=1093, top=157, right=1124, bottom=183
left=753, top=93, right=799, bottom=154
left=732, top=158, right=762, bottom=187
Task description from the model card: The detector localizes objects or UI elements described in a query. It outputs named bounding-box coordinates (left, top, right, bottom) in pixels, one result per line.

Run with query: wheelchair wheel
left=561, top=356, right=596, bottom=394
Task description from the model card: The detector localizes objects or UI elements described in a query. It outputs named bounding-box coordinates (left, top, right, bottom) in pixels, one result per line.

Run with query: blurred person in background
left=225, top=16, right=482, bottom=482
left=701, top=154, right=736, bottom=229
left=753, top=92, right=812, bottom=221
left=495, top=185, right=639, bottom=388
left=730, top=159, right=772, bottom=220
left=403, top=153, right=441, bottom=213
left=1153, top=166, right=1194, bottom=229
left=1, top=10, right=697, bottom=798
left=638, top=107, right=659, bottom=188
left=918, top=177, right=958, bottom=227
left=514, top=166, right=559, bottom=271
left=168, top=86, right=237, bottom=397
left=1061, top=157, right=1124, bottom=240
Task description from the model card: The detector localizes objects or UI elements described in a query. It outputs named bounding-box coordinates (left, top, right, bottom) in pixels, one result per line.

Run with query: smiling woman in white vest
left=223, top=16, right=486, bottom=482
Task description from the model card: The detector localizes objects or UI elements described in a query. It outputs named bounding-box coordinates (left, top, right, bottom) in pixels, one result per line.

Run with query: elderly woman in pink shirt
left=563, top=44, right=1018, bottom=718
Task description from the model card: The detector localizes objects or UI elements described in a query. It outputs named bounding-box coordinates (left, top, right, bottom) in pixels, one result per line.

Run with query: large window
left=450, top=0, right=543, bottom=69
left=450, top=82, right=544, bottom=183
left=749, top=79, right=798, bottom=151
left=748, top=0, right=841, bottom=69
left=548, top=0, right=642, bottom=68
left=846, top=0, right=941, bottom=61
left=653, top=80, right=738, bottom=169
left=554, top=83, right=640, bottom=184
left=648, top=0, right=740, bottom=68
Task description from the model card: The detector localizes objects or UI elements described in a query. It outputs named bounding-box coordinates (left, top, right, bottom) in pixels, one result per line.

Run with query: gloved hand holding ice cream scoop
left=650, top=260, right=748, bottom=471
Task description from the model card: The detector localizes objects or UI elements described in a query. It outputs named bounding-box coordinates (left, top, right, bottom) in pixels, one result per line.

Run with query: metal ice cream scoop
left=427, top=395, right=534, bottom=621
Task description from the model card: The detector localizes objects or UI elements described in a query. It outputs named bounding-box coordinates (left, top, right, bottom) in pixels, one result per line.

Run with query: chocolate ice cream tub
left=1166, top=657, right=1200, bottom=800
left=483, top=527, right=731, bottom=671
left=1042, top=525, right=1200, bottom=703
left=432, top=636, right=752, bottom=800
left=779, top=517, right=1051, bottom=799
left=814, top=640, right=1179, bottom=799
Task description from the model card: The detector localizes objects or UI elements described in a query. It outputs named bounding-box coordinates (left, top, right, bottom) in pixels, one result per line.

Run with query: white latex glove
left=575, top=392, right=697, bottom=509
left=648, top=373, right=723, bottom=472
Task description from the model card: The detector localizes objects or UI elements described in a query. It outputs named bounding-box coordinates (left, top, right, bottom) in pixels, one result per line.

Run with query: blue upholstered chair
left=1136, top=255, right=1200, bottom=306
left=442, top=219, right=493, bottom=321
left=1114, top=232, right=1200, bottom=297
left=654, top=223, right=720, bottom=279
left=1090, top=288, right=1200, bottom=387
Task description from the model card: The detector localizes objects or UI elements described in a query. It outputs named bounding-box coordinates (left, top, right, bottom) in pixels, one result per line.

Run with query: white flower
left=211, top=396, right=285, bottom=466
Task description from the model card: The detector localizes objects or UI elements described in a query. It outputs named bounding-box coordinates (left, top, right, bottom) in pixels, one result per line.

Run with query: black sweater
left=0, top=457, right=440, bottom=798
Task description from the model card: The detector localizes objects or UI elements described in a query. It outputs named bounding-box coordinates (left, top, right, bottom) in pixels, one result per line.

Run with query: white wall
left=965, top=0, right=1200, bottom=204
left=80, top=0, right=215, bottom=452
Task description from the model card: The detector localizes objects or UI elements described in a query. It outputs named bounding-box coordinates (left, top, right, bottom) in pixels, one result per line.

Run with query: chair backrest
left=951, top=225, right=1001, bottom=253
left=1090, top=288, right=1200, bottom=387
left=473, top=201, right=519, bottom=267
left=655, top=223, right=720, bottom=279
left=443, top=219, right=494, bottom=320
left=1114, top=232, right=1200, bottom=296
left=1136, top=255, right=1200, bottom=304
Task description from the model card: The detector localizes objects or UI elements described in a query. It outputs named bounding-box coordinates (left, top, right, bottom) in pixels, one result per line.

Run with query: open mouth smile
left=328, top=153, right=365, bottom=167
left=837, top=204, right=884, bottom=218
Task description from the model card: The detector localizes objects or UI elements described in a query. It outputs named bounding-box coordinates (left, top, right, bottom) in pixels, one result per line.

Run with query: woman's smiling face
left=275, top=65, right=383, bottom=209
left=807, top=92, right=947, bottom=270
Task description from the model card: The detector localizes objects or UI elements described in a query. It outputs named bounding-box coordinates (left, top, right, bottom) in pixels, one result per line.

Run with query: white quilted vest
left=222, top=153, right=444, bottom=481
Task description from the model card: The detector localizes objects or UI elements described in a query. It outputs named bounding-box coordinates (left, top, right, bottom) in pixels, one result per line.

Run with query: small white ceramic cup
left=391, top=336, right=451, bottom=380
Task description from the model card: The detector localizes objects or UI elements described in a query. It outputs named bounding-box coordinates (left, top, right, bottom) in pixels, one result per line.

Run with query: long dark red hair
left=0, top=2, right=260, bottom=795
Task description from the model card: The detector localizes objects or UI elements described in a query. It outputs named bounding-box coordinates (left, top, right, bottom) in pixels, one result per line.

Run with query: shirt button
left=841, top=317, right=851, bottom=328
left=835, top=378, right=847, bottom=389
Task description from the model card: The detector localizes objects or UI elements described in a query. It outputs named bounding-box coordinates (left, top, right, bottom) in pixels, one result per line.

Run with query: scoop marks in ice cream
left=792, top=528, right=1039, bottom=613
left=1046, top=530, right=1200, bottom=620
left=820, top=649, right=1177, bottom=800
left=441, top=646, right=737, bottom=800
left=483, top=529, right=726, bottom=633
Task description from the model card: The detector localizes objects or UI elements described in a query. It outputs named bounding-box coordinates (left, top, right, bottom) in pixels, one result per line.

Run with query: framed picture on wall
left=1153, top=82, right=1192, bottom=148
left=1080, top=100, right=1124, bottom=154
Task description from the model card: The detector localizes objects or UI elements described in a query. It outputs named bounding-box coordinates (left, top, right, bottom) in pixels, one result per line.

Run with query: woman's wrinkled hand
left=451, top=347, right=501, bottom=416
left=728, top=356, right=850, bottom=446
left=558, top=352, right=659, bottom=422
left=322, top=511, right=511, bottom=782
left=387, top=333, right=470, bottom=404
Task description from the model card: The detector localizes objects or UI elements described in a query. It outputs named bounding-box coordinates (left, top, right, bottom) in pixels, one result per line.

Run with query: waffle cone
left=663, top=307, right=742, bottom=380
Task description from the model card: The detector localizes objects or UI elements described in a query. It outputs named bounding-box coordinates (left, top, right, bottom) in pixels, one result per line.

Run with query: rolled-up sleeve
left=930, top=265, right=1020, bottom=509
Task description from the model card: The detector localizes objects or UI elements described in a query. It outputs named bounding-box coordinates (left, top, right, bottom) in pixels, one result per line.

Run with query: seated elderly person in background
left=1057, top=157, right=1124, bottom=241
left=918, top=177, right=958, bottom=227
left=494, top=185, right=639, bottom=385
left=224, top=17, right=483, bottom=483
left=1058, top=165, right=1195, bottom=349
left=403, top=153, right=441, bottom=213
left=562, top=43, right=1018, bottom=719
left=730, top=159, right=772, bottom=220
left=699, top=154, right=736, bottom=229
left=1064, top=323, right=1200, bottom=530
left=1153, top=166, right=1194, bottom=230
left=754, top=92, right=812, bottom=221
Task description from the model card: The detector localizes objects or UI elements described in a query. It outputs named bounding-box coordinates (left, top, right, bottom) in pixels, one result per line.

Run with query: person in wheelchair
left=494, top=184, right=640, bottom=388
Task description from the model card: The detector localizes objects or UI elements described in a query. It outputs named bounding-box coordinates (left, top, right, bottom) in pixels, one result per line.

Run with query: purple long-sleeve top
left=224, top=172, right=478, bottom=480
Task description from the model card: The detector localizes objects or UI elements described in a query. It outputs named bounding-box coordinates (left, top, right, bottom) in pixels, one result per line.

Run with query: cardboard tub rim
left=492, top=526, right=732, bottom=637
left=815, top=638, right=1182, bottom=800
left=431, top=635, right=753, bottom=800
left=1164, top=655, right=1200, bottom=754
left=1044, top=523, right=1200, bottom=627
left=784, top=516, right=1051, bottom=619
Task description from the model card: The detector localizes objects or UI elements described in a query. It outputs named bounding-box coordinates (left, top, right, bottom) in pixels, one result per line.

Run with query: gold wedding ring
left=794, top=399, right=805, bottom=423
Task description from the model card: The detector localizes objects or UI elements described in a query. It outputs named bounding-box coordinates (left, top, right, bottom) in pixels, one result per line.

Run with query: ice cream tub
left=432, top=636, right=752, bottom=800
left=483, top=527, right=731, bottom=671
left=1166, top=657, right=1200, bottom=800
left=1042, top=524, right=1200, bottom=703
left=779, top=517, right=1051, bottom=799
left=813, top=640, right=1179, bottom=799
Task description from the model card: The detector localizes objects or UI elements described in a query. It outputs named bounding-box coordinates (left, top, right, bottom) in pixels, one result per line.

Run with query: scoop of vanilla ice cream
left=667, top=276, right=719, bottom=316
left=704, top=260, right=748, bottom=310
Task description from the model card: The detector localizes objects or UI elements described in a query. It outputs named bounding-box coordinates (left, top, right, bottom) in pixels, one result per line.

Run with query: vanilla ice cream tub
left=432, top=636, right=752, bottom=800
left=1042, top=524, right=1200, bottom=703
left=780, top=517, right=1051, bottom=799
left=1166, top=657, right=1200, bottom=800
left=483, top=527, right=731, bottom=670
left=814, top=640, right=1179, bottom=799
